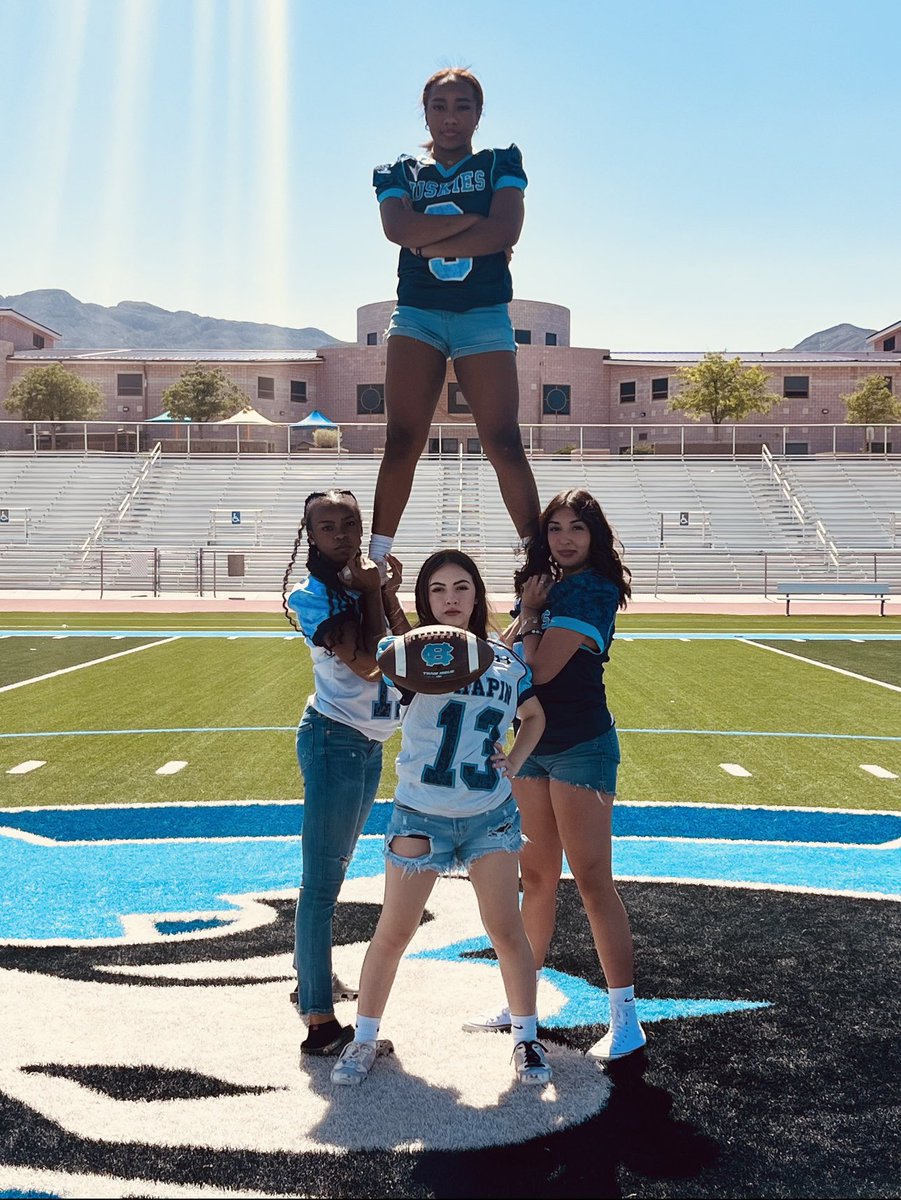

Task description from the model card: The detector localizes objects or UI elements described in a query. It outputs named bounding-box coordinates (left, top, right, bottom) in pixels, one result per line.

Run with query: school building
left=1, top=301, right=899, bottom=456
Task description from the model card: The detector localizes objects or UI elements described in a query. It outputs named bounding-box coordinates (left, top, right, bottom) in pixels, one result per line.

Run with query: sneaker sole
left=300, top=1026, right=354, bottom=1058
left=290, top=983, right=359, bottom=1009
left=331, top=1040, right=394, bottom=1087
left=462, top=1021, right=512, bottom=1033
left=586, top=1039, right=647, bottom=1063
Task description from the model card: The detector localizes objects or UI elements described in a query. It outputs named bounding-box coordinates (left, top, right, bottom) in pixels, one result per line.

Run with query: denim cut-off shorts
left=384, top=793, right=524, bottom=875
left=385, top=303, right=516, bottom=359
left=517, top=725, right=621, bottom=796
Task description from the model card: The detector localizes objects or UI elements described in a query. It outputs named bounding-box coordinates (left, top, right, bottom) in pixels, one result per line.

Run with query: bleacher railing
left=1, top=420, right=899, bottom=458
left=4, top=545, right=894, bottom=598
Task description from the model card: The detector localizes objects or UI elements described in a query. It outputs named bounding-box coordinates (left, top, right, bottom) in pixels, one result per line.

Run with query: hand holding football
left=377, top=625, right=494, bottom=695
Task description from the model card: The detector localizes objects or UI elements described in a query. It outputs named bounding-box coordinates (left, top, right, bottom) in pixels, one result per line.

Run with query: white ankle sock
left=355, top=1014, right=381, bottom=1044
left=609, top=985, right=641, bottom=1028
left=368, top=534, right=393, bottom=562
left=510, top=1013, right=538, bottom=1044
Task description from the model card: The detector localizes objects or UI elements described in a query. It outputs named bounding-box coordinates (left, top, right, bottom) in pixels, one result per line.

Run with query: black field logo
left=1, top=871, right=897, bottom=1198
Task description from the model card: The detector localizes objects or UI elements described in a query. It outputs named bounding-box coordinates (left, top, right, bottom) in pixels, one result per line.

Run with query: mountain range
left=0, top=288, right=880, bottom=353
left=0, top=289, right=344, bottom=351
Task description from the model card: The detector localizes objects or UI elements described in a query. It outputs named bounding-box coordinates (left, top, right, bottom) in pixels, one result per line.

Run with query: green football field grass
left=1, top=611, right=899, bottom=811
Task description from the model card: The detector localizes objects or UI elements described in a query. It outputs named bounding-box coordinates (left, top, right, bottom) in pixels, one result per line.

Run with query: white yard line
left=0, top=638, right=180, bottom=695
left=737, top=638, right=901, bottom=694
left=860, top=764, right=899, bottom=780
left=156, top=760, right=189, bottom=776
left=720, top=763, right=752, bottom=777
left=5, top=761, right=46, bottom=775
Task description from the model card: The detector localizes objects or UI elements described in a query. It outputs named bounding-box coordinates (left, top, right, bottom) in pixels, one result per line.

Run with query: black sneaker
left=512, top=1040, right=553, bottom=1086
left=300, top=1020, right=354, bottom=1058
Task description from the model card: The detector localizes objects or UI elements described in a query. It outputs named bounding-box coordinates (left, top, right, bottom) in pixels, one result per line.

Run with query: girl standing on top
left=466, top=490, right=647, bottom=1062
left=367, top=67, right=540, bottom=574
left=283, top=489, right=406, bottom=1058
left=330, top=550, right=551, bottom=1088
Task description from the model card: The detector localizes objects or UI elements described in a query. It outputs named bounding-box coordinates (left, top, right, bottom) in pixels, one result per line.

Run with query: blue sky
left=1, top=0, right=897, bottom=350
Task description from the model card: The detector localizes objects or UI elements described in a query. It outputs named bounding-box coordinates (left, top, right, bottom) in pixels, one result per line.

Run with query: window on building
left=651, top=377, right=669, bottom=402
left=357, top=384, right=385, bottom=414
left=542, top=384, right=571, bottom=415
left=32, top=333, right=45, bottom=349
left=884, top=336, right=896, bottom=351
left=290, top=380, right=307, bottom=404
left=117, top=373, right=143, bottom=397
left=884, top=376, right=893, bottom=393
left=619, top=381, right=636, bottom=404
left=545, top=332, right=557, bottom=346
left=514, top=328, right=532, bottom=345
left=467, top=437, right=482, bottom=454
left=366, top=332, right=378, bottom=345
left=257, top=376, right=275, bottom=400
left=783, top=375, right=809, bottom=398
left=447, top=383, right=470, bottom=414
left=428, top=437, right=459, bottom=454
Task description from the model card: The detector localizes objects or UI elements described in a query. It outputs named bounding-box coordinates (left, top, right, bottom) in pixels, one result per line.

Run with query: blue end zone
left=1, top=801, right=899, bottom=941
left=1, top=801, right=898, bottom=846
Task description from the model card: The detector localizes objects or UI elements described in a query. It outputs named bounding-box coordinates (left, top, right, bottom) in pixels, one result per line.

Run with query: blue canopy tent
left=290, top=409, right=341, bottom=452
left=146, top=411, right=192, bottom=422
left=291, top=409, right=335, bottom=428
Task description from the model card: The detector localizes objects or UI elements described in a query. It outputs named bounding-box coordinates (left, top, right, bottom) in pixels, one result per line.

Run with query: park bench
left=774, top=582, right=893, bottom=616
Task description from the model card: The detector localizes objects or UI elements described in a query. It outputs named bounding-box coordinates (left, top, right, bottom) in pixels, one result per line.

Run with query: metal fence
left=0, top=419, right=898, bottom=458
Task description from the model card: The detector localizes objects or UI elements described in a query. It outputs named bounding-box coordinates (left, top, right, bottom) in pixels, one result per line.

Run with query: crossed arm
left=379, top=188, right=524, bottom=259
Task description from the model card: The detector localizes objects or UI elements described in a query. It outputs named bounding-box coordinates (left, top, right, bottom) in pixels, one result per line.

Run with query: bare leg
left=371, top=337, right=447, bottom=538
left=468, top=850, right=537, bottom=1017
left=549, top=783, right=634, bottom=987
left=512, top=777, right=563, bottom=969
left=354, top=839, right=438, bottom=1019
left=453, top=352, right=539, bottom=541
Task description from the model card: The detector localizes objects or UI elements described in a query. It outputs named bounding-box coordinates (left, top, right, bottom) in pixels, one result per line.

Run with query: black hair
left=281, top=490, right=366, bottom=652
left=413, top=549, right=491, bottom=641
left=514, top=489, right=631, bottom=609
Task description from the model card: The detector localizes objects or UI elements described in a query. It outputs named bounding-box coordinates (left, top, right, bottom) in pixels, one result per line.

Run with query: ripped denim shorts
left=384, top=794, right=524, bottom=875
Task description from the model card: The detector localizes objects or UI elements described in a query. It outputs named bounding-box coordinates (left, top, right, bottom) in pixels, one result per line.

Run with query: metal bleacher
left=0, top=450, right=899, bottom=595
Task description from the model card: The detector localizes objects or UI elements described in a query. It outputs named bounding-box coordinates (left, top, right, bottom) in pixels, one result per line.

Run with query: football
left=377, top=625, right=494, bottom=695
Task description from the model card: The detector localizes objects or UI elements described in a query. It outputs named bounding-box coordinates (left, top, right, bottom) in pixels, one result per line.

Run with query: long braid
left=281, top=527, right=304, bottom=630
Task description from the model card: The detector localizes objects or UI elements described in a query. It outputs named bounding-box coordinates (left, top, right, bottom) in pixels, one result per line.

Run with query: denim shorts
left=517, top=725, right=621, bottom=795
left=384, top=793, right=524, bottom=875
left=385, top=303, right=516, bottom=359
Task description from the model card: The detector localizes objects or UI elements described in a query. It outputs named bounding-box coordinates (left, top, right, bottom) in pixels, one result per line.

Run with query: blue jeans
left=294, top=706, right=383, bottom=1017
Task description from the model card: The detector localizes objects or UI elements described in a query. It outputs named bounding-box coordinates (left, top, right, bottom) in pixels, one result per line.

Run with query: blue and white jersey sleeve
left=373, top=156, right=414, bottom=204
left=287, top=577, right=401, bottom=743
left=491, top=144, right=528, bottom=193
left=508, top=641, right=536, bottom=706
left=546, top=572, right=619, bottom=654
left=287, top=576, right=355, bottom=649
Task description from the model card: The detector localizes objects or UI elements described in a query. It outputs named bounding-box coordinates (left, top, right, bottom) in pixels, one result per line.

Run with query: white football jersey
left=288, top=576, right=401, bottom=742
left=390, top=638, right=535, bottom=817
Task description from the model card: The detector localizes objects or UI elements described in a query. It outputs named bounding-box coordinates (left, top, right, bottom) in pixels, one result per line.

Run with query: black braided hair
left=281, top=490, right=367, bottom=652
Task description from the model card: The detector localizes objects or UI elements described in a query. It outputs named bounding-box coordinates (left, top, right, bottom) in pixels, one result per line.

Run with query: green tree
left=162, top=364, right=250, bottom=422
left=4, top=363, right=104, bottom=420
left=841, top=375, right=901, bottom=426
left=670, top=352, right=777, bottom=425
